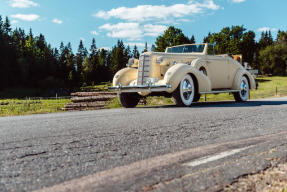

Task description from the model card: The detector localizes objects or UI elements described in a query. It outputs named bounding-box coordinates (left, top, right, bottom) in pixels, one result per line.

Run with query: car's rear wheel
left=173, top=74, right=195, bottom=107
left=118, top=93, right=140, bottom=108
left=233, top=76, right=250, bottom=102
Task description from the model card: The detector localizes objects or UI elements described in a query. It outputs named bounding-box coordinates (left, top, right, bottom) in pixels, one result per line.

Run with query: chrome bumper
left=109, top=84, right=172, bottom=93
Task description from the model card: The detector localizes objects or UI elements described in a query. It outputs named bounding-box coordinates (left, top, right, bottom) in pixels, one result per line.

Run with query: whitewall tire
left=233, top=76, right=250, bottom=102
left=173, top=74, right=195, bottom=107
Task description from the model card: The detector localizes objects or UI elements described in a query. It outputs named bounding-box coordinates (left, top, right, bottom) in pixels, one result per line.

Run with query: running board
left=200, top=90, right=240, bottom=94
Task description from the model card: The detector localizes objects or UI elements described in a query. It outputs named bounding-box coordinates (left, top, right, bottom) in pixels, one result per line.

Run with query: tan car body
left=112, top=43, right=256, bottom=97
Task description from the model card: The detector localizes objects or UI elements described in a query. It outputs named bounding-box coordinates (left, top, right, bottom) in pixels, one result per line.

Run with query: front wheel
left=233, top=76, right=250, bottom=102
left=193, top=93, right=201, bottom=102
left=173, top=74, right=195, bottom=107
left=118, top=93, right=140, bottom=108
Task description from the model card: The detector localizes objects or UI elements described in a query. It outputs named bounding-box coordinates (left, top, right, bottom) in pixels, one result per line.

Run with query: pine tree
left=259, top=31, right=271, bottom=49
left=268, top=31, right=274, bottom=45
left=110, top=40, right=127, bottom=73
left=142, top=42, right=148, bottom=53
left=3, top=17, right=11, bottom=36
left=97, top=48, right=111, bottom=83
left=82, top=56, right=93, bottom=84
left=132, top=45, right=140, bottom=59
left=76, top=40, right=88, bottom=85
left=190, top=35, right=195, bottom=44
left=241, top=31, right=256, bottom=65
left=36, top=34, right=46, bottom=51
left=60, top=42, right=65, bottom=53
left=125, top=45, right=132, bottom=59
left=0, top=15, right=3, bottom=33
left=89, top=38, right=99, bottom=84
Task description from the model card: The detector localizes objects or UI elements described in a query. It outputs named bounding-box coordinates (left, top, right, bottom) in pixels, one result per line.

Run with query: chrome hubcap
left=182, top=79, right=193, bottom=100
left=240, top=79, right=248, bottom=97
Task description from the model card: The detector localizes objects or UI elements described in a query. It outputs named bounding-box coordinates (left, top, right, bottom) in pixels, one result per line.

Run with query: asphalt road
left=1, top=97, right=287, bottom=191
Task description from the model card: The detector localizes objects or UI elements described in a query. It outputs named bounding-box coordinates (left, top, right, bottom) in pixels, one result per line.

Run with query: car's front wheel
left=233, top=76, right=250, bottom=102
left=193, top=93, right=201, bottom=102
left=173, top=74, right=195, bottom=107
left=118, top=93, right=140, bottom=108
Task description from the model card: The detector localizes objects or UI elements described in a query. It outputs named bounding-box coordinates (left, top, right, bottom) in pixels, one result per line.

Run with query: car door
left=205, top=55, right=230, bottom=89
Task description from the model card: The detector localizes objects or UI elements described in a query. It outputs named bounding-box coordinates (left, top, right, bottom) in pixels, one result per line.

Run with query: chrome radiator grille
left=137, top=55, right=151, bottom=85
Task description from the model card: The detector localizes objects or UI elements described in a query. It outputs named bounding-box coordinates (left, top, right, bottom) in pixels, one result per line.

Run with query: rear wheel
left=118, top=93, right=140, bottom=108
left=233, top=76, right=250, bottom=102
left=173, top=74, right=195, bottom=107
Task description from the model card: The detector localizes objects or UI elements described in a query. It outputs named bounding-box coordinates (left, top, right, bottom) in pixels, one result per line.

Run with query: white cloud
left=9, top=0, right=38, bottom=8
left=125, top=42, right=147, bottom=48
left=52, top=18, right=62, bottom=24
left=80, top=37, right=85, bottom=41
left=232, top=0, right=246, bottom=3
left=94, top=0, right=220, bottom=22
left=99, top=23, right=167, bottom=40
left=143, top=24, right=167, bottom=37
left=90, top=30, right=99, bottom=35
left=11, top=14, right=39, bottom=21
left=177, top=18, right=192, bottom=22
left=257, top=27, right=277, bottom=32
left=99, top=23, right=142, bottom=40
left=11, top=20, right=19, bottom=24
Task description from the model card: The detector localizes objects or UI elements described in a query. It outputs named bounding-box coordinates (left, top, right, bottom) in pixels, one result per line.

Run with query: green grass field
left=0, top=99, right=70, bottom=117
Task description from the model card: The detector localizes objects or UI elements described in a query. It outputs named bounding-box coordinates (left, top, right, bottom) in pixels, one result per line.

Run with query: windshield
left=166, top=44, right=205, bottom=53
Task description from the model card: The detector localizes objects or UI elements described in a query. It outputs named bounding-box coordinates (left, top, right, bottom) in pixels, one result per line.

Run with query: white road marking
left=184, top=146, right=252, bottom=167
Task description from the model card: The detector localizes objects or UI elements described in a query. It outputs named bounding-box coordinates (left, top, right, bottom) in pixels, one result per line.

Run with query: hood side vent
left=137, top=55, right=151, bottom=85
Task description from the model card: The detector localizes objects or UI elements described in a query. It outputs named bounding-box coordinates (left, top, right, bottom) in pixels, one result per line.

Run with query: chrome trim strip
left=109, top=84, right=172, bottom=93
left=200, top=90, right=240, bottom=94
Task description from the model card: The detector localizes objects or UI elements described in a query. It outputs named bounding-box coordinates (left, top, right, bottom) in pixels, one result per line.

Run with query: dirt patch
left=64, top=92, right=117, bottom=111
left=224, top=162, right=287, bottom=192
left=64, top=92, right=148, bottom=111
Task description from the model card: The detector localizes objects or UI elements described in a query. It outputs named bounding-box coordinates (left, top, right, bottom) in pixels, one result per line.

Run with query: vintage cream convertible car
left=109, top=43, right=257, bottom=108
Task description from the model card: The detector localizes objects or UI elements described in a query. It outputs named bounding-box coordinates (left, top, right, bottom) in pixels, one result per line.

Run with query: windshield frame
left=165, top=44, right=206, bottom=54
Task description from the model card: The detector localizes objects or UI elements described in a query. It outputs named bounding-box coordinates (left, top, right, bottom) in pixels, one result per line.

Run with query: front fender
left=232, top=69, right=256, bottom=90
left=163, top=63, right=212, bottom=93
left=113, top=68, right=138, bottom=87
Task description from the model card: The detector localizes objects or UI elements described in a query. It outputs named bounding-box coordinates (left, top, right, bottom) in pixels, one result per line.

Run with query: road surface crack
left=18, top=151, right=47, bottom=159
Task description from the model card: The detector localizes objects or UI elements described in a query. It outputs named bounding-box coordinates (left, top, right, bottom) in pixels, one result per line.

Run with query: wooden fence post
left=276, top=86, right=278, bottom=96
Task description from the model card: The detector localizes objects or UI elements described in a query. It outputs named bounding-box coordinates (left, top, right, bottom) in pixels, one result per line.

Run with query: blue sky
left=1, top=0, right=286, bottom=52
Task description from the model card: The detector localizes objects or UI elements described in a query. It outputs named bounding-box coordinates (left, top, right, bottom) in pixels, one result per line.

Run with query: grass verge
left=0, top=99, right=70, bottom=117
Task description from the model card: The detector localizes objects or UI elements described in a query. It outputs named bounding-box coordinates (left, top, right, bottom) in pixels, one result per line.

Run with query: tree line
left=0, top=16, right=142, bottom=93
left=1, top=15, right=287, bottom=95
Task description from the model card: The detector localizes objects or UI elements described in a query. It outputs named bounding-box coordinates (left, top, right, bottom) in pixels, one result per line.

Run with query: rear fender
left=232, top=69, right=256, bottom=90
